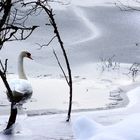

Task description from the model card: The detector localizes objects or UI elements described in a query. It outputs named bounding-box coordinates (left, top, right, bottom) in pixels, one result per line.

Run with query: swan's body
left=7, top=51, right=33, bottom=103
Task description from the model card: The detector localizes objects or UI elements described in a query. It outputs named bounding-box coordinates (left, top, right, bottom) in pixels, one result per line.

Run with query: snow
left=1, top=0, right=140, bottom=139
left=72, top=87, right=140, bottom=140
left=73, top=116, right=102, bottom=140
left=73, top=113, right=140, bottom=140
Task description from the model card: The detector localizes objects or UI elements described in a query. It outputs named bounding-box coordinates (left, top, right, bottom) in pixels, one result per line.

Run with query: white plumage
left=9, top=79, right=32, bottom=95
left=7, top=51, right=33, bottom=104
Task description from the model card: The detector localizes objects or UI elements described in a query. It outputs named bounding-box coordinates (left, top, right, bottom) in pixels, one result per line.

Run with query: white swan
left=7, top=51, right=33, bottom=104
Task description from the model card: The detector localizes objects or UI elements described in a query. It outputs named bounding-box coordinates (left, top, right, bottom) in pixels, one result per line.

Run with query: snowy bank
left=0, top=0, right=140, bottom=139
left=73, top=113, right=140, bottom=140
left=73, top=86, right=140, bottom=140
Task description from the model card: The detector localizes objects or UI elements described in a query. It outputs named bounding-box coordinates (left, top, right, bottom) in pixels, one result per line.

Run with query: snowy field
left=1, top=0, right=140, bottom=139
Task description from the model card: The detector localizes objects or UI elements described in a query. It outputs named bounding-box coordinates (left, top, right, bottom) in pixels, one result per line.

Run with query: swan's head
left=21, top=51, right=33, bottom=60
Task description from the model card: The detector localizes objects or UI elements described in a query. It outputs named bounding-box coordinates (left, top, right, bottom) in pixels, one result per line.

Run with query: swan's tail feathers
left=73, top=116, right=102, bottom=140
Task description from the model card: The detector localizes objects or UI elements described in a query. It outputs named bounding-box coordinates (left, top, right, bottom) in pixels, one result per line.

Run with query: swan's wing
left=7, top=79, right=32, bottom=103
left=9, top=79, right=33, bottom=95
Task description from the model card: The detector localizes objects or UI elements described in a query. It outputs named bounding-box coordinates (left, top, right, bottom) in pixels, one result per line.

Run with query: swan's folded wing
left=9, top=79, right=33, bottom=94
left=8, top=79, right=32, bottom=103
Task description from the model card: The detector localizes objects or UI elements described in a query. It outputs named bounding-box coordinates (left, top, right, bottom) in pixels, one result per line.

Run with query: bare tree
left=0, top=59, right=18, bottom=133
left=99, top=55, right=120, bottom=72
left=0, top=0, right=38, bottom=49
left=115, top=0, right=140, bottom=81
left=0, top=0, right=72, bottom=132
left=23, top=0, right=73, bottom=122
left=126, top=63, right=140, bottom=82
left=0, top=0, right=37, bottom=131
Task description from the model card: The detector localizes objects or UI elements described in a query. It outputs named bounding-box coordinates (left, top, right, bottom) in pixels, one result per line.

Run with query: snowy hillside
left=1, top=0, right=140, bottom=140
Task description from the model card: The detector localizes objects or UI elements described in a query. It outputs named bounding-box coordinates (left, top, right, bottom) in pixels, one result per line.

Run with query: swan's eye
left=26, top=52, right=33, bottom=60
left=26, top=52, right=31, bottom=58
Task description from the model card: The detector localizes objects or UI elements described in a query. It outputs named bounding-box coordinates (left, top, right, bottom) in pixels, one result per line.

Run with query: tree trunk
left=5, top=102, right=17, bottom=130
left=48, top=11, right=73, bottom=122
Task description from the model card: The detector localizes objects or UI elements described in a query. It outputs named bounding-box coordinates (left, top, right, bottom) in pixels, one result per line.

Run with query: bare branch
left=0, top=0, right=38, bottom=49
left=0, top=60, right=5, bottom=73
left=4, top=59, right=8, bottom=74
left=0, top=0, right=12, bottom=29
left=37, top=35, right=57, bottom=50
left=0, top=59, right=13, bottom=99
left=52, top=48, right=69, bottom=85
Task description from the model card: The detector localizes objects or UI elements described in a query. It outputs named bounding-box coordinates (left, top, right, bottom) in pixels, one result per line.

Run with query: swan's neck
left=18, top=55, right=27, bottom=80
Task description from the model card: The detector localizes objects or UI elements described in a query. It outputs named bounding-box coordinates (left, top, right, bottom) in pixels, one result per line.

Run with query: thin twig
left=52, top=48, right=69, bottom=85
left=37, top=35, right=57, bottom=50
left=4, top=59, right=8, bottom=75
left=0, top=60, right=5, bottom=72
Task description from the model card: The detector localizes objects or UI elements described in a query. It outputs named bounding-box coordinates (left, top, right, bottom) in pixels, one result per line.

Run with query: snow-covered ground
left=1, top=0, right=140, bottom=139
